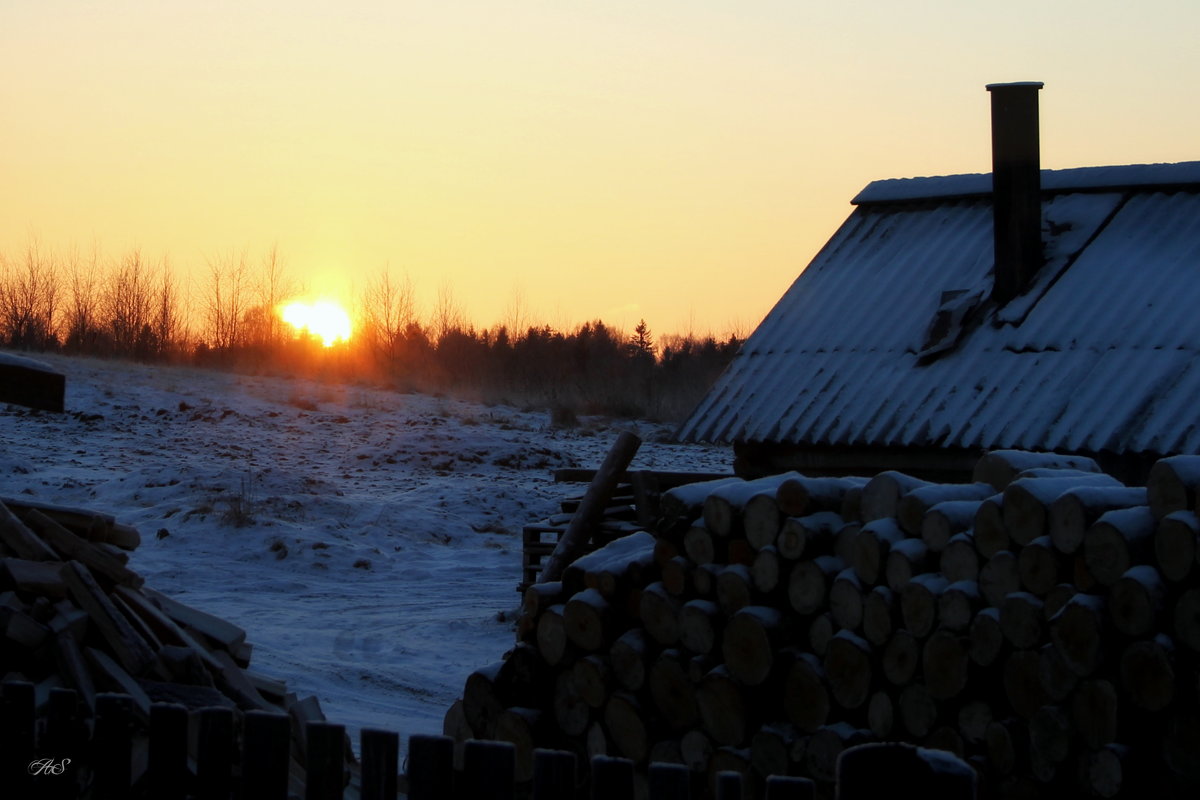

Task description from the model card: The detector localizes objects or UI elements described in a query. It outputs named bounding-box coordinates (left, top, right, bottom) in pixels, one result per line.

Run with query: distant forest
left=0, top=244, right=742, bottom=421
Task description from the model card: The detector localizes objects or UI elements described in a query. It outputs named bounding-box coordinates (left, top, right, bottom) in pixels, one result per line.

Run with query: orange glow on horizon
left=280, top=300, right=353, bottom=347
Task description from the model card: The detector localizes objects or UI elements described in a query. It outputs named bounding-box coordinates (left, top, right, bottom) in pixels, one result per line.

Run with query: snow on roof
left=853, top=160, right=1200, bottom=205
left=678, top=166, right=1200, bottom=455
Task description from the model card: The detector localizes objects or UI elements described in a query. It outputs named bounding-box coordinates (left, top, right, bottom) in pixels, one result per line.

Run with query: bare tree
left=0, top=239, right=59, bottom=349
left=204, top=251, right=251, bottom=350
left=254, top=244, right=298, bottom=349
left=153, top=257, right=184, bottom=359
left=432, top=279, right=464, bottom=346
left=0, top=251, right=14, bottom=346
left=359, top=267, right=417, bottom=364
left=101, top=249, right=155, bottom=357
left=62, top=244, right=101, bottom=353
left=501, top=284, right=530, bottom=335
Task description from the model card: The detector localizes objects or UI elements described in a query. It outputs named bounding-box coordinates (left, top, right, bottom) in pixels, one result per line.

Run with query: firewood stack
left=452, top=451, right=1200, bottom=799
left=0, top=496, right=339, bottom=795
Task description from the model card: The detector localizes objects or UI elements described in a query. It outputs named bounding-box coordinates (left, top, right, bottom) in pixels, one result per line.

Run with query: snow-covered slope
left=0, top=352, right=727, bottom=751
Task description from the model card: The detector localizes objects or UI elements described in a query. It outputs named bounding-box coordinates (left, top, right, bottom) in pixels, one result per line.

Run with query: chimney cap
left=986, top=81, right=1044, bottom=92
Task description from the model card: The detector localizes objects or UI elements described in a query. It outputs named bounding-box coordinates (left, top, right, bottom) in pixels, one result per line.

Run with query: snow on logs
left=454, top=453, right=1200, bottom=798
left=0, top=497, right=334, bottom=795
left=0, top=352, right=65, bottom=412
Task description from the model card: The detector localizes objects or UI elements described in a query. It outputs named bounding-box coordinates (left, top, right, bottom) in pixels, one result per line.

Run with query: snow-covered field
left=0, top=351, right=729, bottom=752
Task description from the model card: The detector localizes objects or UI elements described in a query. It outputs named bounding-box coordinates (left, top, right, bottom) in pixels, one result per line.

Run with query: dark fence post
left=41, top=687, right=83, bottom=800
left=93, top=693, right=134, bottom=799
left=648, top=761, right=690, bottom=800
left=462, top=739, right=517, bottom=800
left=532, top=748, right=576, bottom=799
left=714, top=770, right=743, bottom=800
left=591, top=755, right=634, bottom=800
left=305, top=721, right=346, bottom=800
left=41, top=687, right=81, bottom=756
left=148, top=703, right=189, bottom=800
left=408, top=734, right=455, bottom=800
left=1, top=681, right=35, bottom=799
left=837, top=742, right=976, bottom=800
left=764, top=775, right=816, bottom=800
left=243, top=710, right=291, bottom=800
left=361, top=728, right=399, bottom=800
left=197, top=706, right=235, bottom=800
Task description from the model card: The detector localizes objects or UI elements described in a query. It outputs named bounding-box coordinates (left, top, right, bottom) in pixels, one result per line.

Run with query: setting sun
left=280, top=300, right=352, bottom=347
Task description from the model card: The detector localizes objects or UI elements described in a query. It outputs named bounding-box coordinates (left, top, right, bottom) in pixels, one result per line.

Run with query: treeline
left=357, top=319, right=741, bottom=421
left=0, top=243, right=186, bottom=360
left=0, top=244, right=741, bottom=421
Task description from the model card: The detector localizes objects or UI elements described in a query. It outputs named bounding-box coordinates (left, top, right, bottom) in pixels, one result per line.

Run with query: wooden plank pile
left=454, top=450, right=1200, bottom=799
left=520, top=478, right=645, bottom=594
left=0, top=495, right=343, bottom=796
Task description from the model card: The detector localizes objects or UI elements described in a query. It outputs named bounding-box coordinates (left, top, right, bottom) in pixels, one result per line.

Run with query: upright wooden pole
left=93, top=694, right=134, bottom=799
left=41, top=688, right=82, bottom=800
left=196, top=706, right=235, bottom=800
left=305, top=721, right=346, bottom=800
left=243, top=711, right=291, bottom=800
left=648, top=762, right=691, bottom=800
left=463, top=740, right=516, bottom=800
left=714, top=770, right=743, bottom=800
left=0, top=682, right=35, bottom=800
left=406, top=735, right=454, bottom=800
left=532, top=748, right=577, bottom=799
left=360, top=729, right=399, bottom=800
left=591, top=755, right=635, bottom=799
left=148, top=703, right=189, bottom=800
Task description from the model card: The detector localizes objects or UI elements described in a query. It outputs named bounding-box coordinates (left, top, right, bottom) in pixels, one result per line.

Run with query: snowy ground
left=0, top=351, right=729, bottom=754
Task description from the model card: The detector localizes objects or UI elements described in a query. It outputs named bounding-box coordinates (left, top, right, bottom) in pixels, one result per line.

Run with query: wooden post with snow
left=0, top=353, right=65, bottom=412
left=538, top=432, right=641, bottom=583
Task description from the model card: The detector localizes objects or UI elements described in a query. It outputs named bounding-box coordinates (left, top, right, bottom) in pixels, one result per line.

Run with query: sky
left=3, top=1, right=1197, bottom=337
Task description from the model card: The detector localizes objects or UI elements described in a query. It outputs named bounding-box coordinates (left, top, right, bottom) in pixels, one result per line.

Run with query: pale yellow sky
left=3, top=1, right=1197, bottom=336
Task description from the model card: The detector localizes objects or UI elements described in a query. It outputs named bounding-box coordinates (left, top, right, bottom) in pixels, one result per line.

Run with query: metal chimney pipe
left=987, top=81, right=1043, bottom=304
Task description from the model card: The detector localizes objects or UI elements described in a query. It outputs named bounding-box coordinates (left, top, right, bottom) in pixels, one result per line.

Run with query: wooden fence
left=1, top=681, right=975, bottom=799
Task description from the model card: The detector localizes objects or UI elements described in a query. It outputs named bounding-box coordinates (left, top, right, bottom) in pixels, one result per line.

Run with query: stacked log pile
left=454, top=451, right=1200, bottom=799
left=0, top=496, right=341, bottom=794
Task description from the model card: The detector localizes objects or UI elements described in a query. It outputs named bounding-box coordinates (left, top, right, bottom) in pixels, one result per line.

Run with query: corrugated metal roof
left=678, top=162, right=1200, bottom=455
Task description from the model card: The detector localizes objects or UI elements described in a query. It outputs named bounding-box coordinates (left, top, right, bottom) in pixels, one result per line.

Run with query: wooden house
left=678, top=83, right=1200, bottom=483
